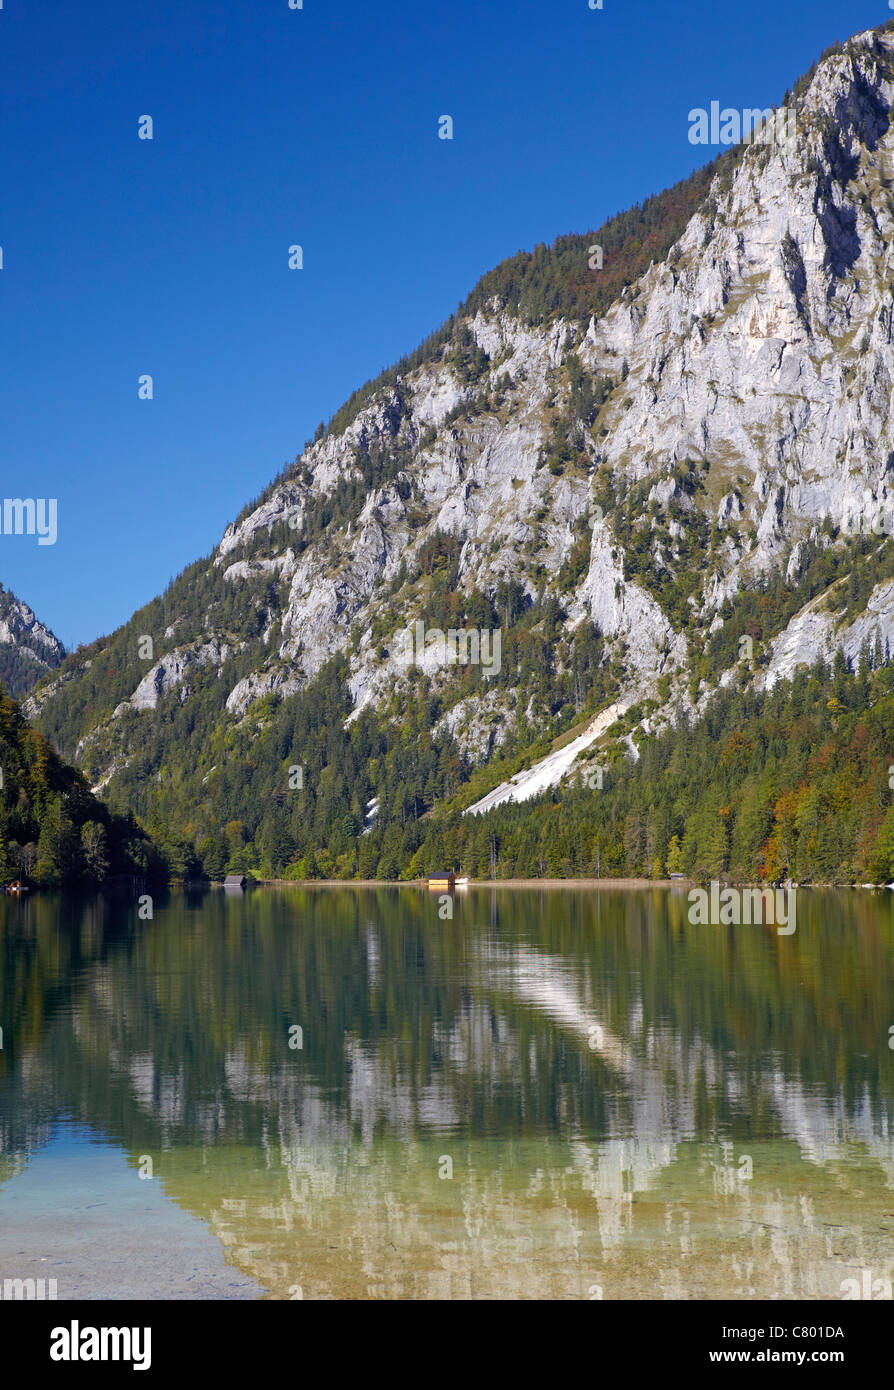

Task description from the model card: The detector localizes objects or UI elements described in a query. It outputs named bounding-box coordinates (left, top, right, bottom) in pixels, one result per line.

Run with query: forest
left=0, top=691, right=163, bottom=887
left=67, top=638, right=894, bottom=890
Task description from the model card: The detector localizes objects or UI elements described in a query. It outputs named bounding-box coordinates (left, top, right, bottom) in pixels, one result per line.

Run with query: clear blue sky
left=0, top=0, right=884, bottom=649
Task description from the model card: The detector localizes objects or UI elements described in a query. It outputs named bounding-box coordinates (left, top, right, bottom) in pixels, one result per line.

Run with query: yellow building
left=427, top=872, right=455, bottom=892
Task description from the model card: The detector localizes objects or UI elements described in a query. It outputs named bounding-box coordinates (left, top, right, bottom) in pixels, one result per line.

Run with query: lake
left=1, top=884, right=893, bottom=1300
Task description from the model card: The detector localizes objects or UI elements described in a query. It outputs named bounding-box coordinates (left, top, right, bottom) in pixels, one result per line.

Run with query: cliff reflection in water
left=1, top=885, right=893, bottom=1298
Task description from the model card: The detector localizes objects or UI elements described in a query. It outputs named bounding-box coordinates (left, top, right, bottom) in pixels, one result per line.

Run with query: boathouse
left=428, top=872, right=456, bottom=892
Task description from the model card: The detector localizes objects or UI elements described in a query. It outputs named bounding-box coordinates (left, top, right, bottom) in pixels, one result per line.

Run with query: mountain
left=0, top=585, right=64, bottom=699
left=25, top=22, right=894, bottom=883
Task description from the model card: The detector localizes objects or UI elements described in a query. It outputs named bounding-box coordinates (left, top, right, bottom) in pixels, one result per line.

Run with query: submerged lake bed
left=0, top=885, right=892, bottom=1300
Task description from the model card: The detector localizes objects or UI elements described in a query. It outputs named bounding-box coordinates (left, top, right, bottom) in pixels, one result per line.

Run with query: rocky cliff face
left=0, top=585, right=65, bottom=699
left=26, top=23, right=894, bottom=808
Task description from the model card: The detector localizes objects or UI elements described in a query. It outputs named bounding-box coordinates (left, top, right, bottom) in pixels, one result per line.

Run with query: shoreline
left=242, top=877, right=892, bottom=891
left=11, top=878, right=891, bottom=896
left=252, top=876, right=678, bottom=889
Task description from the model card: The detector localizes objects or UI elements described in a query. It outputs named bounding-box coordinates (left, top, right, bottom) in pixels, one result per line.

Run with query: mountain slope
left=0, top=585, right=64, bottom=699
left=0, top=688, right=160, bottom=886
left=26, top=21, right=894, bottom=882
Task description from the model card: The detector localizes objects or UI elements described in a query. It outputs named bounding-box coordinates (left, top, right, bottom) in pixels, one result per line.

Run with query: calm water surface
left=1, top=885, right=893, bottom=1300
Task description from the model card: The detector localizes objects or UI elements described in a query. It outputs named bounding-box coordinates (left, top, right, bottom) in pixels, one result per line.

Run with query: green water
left=1, top=884, right=893, bottom=1300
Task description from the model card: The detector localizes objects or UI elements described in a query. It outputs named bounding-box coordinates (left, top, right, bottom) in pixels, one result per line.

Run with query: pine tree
left=665, top=835, right=683, bottom=875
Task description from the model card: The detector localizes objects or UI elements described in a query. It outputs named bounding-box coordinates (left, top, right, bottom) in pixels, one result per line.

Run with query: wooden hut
left=427, top=872, right=456, bottom=892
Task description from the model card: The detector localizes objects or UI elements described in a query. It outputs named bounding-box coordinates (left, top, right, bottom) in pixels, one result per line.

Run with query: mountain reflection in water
left=0, top=885, right=892, bottom=1299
